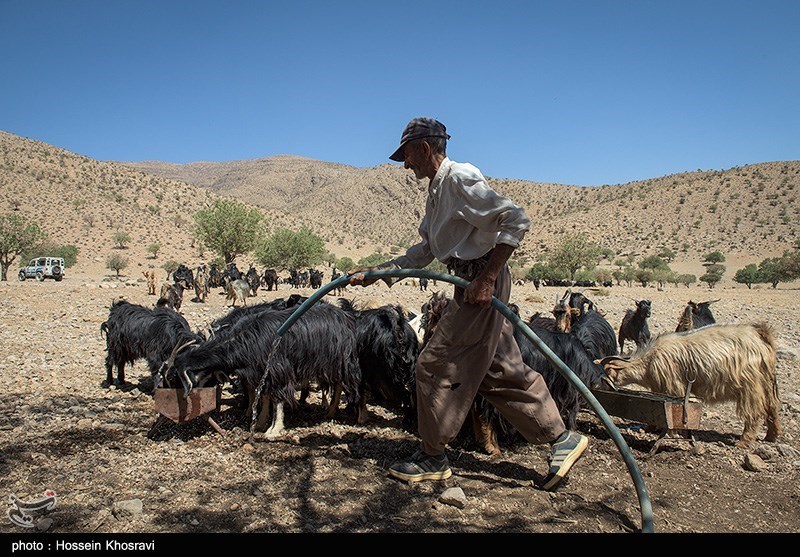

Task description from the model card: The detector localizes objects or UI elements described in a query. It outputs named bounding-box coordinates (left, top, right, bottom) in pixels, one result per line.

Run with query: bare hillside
left=126, top=155, right=800, bottom=267
left=1, top=130, right=798, bottom=284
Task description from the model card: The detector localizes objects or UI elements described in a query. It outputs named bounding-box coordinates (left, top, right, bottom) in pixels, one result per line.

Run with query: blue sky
left=2, top=0, right=798, bottom=186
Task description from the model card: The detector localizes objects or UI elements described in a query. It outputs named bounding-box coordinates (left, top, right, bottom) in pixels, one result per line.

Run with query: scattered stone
left=743, top=453, right=768, bottom=472
left=35, top=517, right=53, bottom=531
left=112, top=499, right=143, bottom=519
left=776, top=346, right=799, bottom=361
left=754, top=445, right=780, bottom=461
left=189, top=519, right=199, bottom=526
left=242, top=443, right=255, bottom=451
left=439, top=487, right=467, bottom=509
left=77, top=418, right=92, bottom=428
left=230, top=503, right=239, bottom=511
left=776, top=444, right=800, bottom=458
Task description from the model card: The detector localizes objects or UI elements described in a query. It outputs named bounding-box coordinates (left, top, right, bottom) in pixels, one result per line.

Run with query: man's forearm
left=478, top=243, right=516, bottom=283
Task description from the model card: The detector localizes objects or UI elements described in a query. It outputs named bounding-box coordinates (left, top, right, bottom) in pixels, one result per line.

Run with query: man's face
left=402, top=141, right=429, bottom=180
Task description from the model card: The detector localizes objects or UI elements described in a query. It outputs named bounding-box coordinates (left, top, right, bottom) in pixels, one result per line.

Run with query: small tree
left=547, top=233, right=602, bottom=281
left=734, top=264, right=761, bottom=289
left=704, top=251, right=726, bottom=264
left=678, top=273, right=697, bottom=288
left=525, top=262, right=550, bottom=283
left=147, top=243, right=161, bottom=259
left=255, top=227, right=325, bottom=270
left=162, top=259, right=180, bottom=280
left=336, top=257, right=356, bottom=273
left=0, top=214, right=47, bottom=281
left=758, top=255, right=799, bottom=289
left=700, top=270, right=722, bottom=289
left=106, top=253, right=128, bottom=278
left=635, top=268, right=653, bottom=288
left=658, top=247, right=676, bottom=263
left=357, top=252, right=388, bottom=268
left=194, top=199, right=264, bottom=263
left=651, top=268, right=673, bottom=288
left=113, top=231, right=131, bottom=249
left=321, top=251, right=337, bottom=267
left=639, top=255, right=670, bottom=271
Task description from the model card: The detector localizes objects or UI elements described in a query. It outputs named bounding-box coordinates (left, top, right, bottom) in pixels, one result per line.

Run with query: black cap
left=389, top=117, right=450, bottom=162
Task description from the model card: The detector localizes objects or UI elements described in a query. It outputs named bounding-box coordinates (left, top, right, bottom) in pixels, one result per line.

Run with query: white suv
left=18, top=257, right=65, bottom=282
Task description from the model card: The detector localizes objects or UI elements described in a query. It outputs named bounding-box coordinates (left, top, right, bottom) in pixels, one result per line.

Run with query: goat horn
left=594, top=355, right=628, bottom=366
left=704, top=299, right=721, bottom=304
left=180, top=369, right=193, bottom=399
left=165, top=340, right=198, bottom=370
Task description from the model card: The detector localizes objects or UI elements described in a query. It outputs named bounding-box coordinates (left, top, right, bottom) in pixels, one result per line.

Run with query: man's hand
left=348, top=266, right=381, bottom=287
left=463, top=275, right=495, bottom=307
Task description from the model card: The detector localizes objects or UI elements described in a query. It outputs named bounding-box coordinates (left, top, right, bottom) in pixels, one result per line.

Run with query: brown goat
left=142, top=270, right=156, bottom=295
left=597, top=322, right=781, bottom=448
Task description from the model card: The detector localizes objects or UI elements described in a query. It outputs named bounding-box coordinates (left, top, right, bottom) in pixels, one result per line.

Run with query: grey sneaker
left=388, top=450, right=452, bottom=482
left=542, top=431, right=588, bottom=491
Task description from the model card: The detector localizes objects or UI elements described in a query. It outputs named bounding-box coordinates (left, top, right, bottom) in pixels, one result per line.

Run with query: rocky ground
left=1, top=272, right=799, bottom=535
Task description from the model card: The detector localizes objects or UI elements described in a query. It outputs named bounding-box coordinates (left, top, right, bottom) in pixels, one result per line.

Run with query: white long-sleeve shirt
left=389, top=157, right=531, bottom=269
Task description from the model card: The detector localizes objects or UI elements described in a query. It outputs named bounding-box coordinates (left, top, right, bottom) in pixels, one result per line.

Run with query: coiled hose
left=275, top=268, right=654, bottom=533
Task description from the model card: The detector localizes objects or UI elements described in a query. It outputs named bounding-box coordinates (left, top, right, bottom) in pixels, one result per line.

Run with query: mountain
left=2, top=130, right=798, bottom=280
left=125, top=153, right=800, bottom=266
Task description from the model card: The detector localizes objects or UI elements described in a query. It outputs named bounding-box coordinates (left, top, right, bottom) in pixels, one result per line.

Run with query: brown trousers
left=416, top=265, right=566, bottom=455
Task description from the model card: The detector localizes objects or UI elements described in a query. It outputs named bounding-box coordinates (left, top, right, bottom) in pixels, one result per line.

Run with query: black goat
left=208, top=294, right=308, bottom=338
left=618, top=299, right=652, bottom=352
left=336, top=299, right=419, bottom=427
left=208, top=263, right=225, bottom=289
left=246, top=265, right=260, bottom=297
left=159, top=302, right=361, bottom=438
left=552, top=289, right=618, bottom=361
left=309, top=269, right=323, bottom=289
left=100, top=300, right=204, bottom=387
left=675, top=299, right=718, bottom=332
left=173, top=264, right=194, bottom=290
left=262, top=268, right=279, bottom=291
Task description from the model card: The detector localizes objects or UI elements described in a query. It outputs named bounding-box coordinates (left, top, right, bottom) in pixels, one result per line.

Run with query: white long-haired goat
left=596, top=322, right=781, bottom=448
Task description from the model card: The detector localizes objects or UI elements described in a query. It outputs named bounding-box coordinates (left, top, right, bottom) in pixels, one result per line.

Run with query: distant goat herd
left=100, top=267, right=783, bottom=453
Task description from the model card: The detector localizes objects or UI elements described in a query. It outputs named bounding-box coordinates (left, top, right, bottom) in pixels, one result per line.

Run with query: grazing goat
left=596, top=322, right=782, bottom=448
left=225, top=278, right=250, bottom=307
left=173, top=264, right=194, bottom=290
left=336, top=299, right=419, bottom=427
left=160, top=302, right=361, bottom=438
left=262, top=268, right=279, bottom=291
left=142, top=270, right=156, bottom=295
left=208, top=263, right=225, bottom=289
left=553, top=289, right=618, bottom=360
left=193, top=264, right=209, bottom=303
left=157, top=282, right=185, bottom=312
left=209, top=294, right=307, bottom=338
left=246, top=265, right=260, bottom=297
left=309, top=269, right=324, bottom=289
left=618, top=299, right=652, bottom=352
left=100, top=300, right=203, bottom=387
left=675, top=299, right=718, bottom=332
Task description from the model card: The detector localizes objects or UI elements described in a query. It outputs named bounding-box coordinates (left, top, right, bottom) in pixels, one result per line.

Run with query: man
left=351, top=117, right=587, bottom=491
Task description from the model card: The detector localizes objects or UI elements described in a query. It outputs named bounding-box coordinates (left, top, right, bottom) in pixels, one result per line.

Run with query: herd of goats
left=102, top=261, right=783, bottom=455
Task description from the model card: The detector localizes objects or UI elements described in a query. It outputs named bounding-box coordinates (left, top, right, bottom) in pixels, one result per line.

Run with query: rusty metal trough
left=151, top=386, right=226, bottom=437
left=590, top=387, right=704, bottom=455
